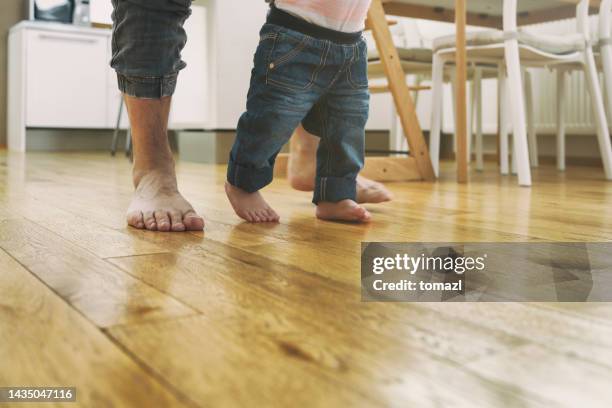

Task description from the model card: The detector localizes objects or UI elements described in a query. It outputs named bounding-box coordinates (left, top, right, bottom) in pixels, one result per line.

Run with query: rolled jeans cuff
left=227, top=157, right=274, bottom=193
left=116, top=72, right=178, bottom=99
left=312, top=176, right=357, bottom=204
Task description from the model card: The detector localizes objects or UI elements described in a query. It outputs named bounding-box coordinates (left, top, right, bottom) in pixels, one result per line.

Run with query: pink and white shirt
left=274, top=0, right=372, bottom=33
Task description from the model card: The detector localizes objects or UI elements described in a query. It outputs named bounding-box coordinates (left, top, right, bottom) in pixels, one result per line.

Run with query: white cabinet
left=8, top=22, right=116, bottom=152
left=25, top=29, right=109, bottom=128
left=170, top=6, right=208, bottom=129
left=8, top=14, right=208, bottom=152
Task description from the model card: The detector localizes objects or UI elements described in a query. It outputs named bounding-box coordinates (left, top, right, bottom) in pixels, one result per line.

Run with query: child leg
left=226, top=26, right=322, bottom=222
left=226, top=94, right=317, bottom=222
left=304, top=91, right=371, bottom=223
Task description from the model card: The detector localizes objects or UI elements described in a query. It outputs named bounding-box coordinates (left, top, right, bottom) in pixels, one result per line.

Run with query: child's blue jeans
left=227, top=23, right=370, bottom=204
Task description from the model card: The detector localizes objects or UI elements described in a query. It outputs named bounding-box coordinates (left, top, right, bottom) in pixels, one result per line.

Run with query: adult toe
left=143, top=211, right=157, bottom=231
left=169, top=211, right=186, bottom=232
left=127, top=211, right=145, bottom=229
left=183, top=211, right=205, bottom=231
left=155, top=211, right=171, bottom=232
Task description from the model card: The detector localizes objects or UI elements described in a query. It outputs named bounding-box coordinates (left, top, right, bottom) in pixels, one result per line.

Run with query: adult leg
left=288, top=125, right=393, bottom=204
left=124, top=96, right=203, bottom=231
left=111, top=0, right=203, bottom=231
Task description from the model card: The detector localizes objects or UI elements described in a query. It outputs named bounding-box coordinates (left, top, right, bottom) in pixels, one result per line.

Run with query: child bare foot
left=225, top=182, right=280, bottom=223
left=316, top=199, right=372, bottom=223
left=289, top=127, right=393, bottom=204
left=356, top=176, right=393, bottom=204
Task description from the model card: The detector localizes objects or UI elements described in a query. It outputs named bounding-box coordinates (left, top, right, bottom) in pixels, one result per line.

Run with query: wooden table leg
left=368, top=0, right=436, bottom=181
left=455, top=0, right=468, bottom=183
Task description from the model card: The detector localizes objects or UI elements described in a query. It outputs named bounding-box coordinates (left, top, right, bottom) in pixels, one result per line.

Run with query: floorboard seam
left=101, top=327, right=203, bottom=408
left=103, top=251, right=174, bottom=261
left=103, top=257, right=204, bottom=315
left=0, top=246, right=199, bottom=407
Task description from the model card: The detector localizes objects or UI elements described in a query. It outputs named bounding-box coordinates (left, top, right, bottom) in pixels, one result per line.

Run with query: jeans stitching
left=347, top=40, right=368, bottom=90
left=266, top=36, right=327, bottom=92
left=321, top=177, right=326, bottom=202
left=319, top=101, right=332, bottom=185
left=309, top=40, right=329, bottom=88
left=265, top=31, right=280, bottom=86
left=347, top=60, right=368, bottom=90
left=267, top=78, right=315, bottom=92
left=260, top=33, right=277, bottom=42
left=270, top=36, right=309, bottom=68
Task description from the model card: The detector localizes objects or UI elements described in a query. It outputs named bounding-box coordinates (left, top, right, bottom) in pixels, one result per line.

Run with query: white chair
left=600, top=0, right=612, bottom=121
left=367, top=20, right=435, bottom=154
left=367, top=20, right=497, bottom=163
left=430, top=0, right=612, bottom=186
left=555, top=0, right=612, bottom=171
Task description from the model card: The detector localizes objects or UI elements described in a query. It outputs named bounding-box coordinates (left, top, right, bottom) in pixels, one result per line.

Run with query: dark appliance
left=30, top=0, right=75, bottom=24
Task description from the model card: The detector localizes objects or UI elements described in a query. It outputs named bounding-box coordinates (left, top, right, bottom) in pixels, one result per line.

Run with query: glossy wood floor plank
left=107, top=246, right=526, bottom=365
left=466, top=344, right=612, bottom=407
left=0, top=218, right=196, bottom=328
left=2, top=151, right=612, bottom=407
left=0, top=195, right=168, bottom=258
left=109, top=314, right=547, bottom=408
left=0, top=248, right=189, bottom=407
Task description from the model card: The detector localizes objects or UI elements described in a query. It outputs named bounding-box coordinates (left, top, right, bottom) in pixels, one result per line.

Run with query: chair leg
left=474, top=67, right=484, bottom=171
left=111, top=97, right=124, bottom=157
left=556, top=70, right=567, bottom=172
left=504, top=39, right=532, bottom=186
left=390, top=98, right=402, bottom=152
left=524, top=69, right=539, bottom=167
left=583, top=47, right=612, bottom=180
left=450, top=70, right=458, bottom=154
left=125, top=127, right=132, bottom=158
left=429, top=53, right=445, bottom=177
left=511, top=133, right=518, bottom=175
left=602, top=45, right=612, bottom=123
left=498, top=65, right=509, bottom=175
left=412, top=76, right=422, bottom=107
left=468, top=73, right=476, bottom=164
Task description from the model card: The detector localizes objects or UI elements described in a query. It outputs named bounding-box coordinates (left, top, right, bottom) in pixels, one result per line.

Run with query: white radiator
left=382, top=16, right=605, bottom=151
left=526, top=16, right=601, bottom=135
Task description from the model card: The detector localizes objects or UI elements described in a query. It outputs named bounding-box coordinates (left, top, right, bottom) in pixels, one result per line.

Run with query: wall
left=0, top=0, right=27, bottom=147
left=195, top=0, right=268, bottom=130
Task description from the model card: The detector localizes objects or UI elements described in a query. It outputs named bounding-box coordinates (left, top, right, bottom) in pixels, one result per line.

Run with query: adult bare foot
left=127, top=170, right=204, bottom=232
left=123, top=95, right=204, bottom=232
left=225, top=182, right=280, bottom=223
left=288, top=126, right=393, bottom=204
left=316, top=199, right=372, bottom=223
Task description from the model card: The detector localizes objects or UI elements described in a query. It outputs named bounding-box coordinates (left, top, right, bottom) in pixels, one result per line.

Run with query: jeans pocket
left=347, top=59, right=369, bottom=90
left=258, top=24, right=279, bottom=43
left=266, top=32, right=320, bottom=91
left=347, top=41, right=369, bottom=90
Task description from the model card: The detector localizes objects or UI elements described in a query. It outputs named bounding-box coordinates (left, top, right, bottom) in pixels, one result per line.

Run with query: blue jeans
left=110, top=0, right=192, bottom=98
left=227, top=24, right=370, bottom=204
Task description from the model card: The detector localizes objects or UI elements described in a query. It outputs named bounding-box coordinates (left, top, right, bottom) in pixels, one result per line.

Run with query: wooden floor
left=1, top=151, right=612, bottom=407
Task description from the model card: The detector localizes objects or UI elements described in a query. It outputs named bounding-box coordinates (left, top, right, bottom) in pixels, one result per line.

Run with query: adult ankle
left=132, top=163, right=176, bottom=188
